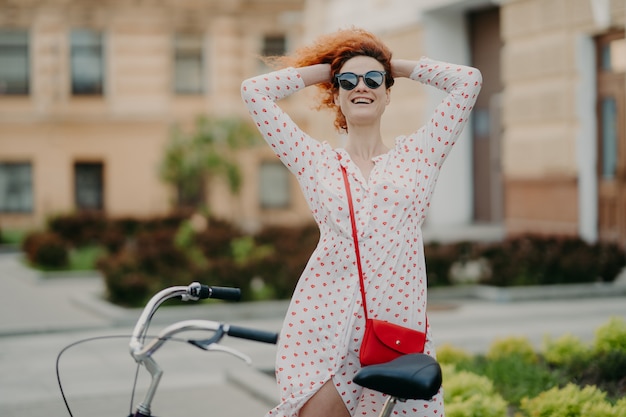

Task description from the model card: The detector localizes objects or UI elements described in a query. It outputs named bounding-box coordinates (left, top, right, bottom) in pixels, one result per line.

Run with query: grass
left=23, top=245, right=107, bottom=272
left=0, top=229, right=27, bottom=245
left=3, top=229, right=105, bottom=272
left=68, top=245, right=106, bottom=271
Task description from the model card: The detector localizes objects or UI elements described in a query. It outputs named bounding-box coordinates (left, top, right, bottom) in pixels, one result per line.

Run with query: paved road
left=0, top=252, right=625, bottom=417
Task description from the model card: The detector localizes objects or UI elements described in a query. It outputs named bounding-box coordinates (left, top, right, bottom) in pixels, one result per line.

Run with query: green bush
left=100, top=226, right=126, bottom=254
left=470, top=355, right=563, bottom=406
left=95, top=216, right=319, bottom=305
left=253, top=224, right=319, bottom=299
left=487, top=336, right=538, bottom=364
left=97, top=252, right=153, bottom=307
left=436, top=343, right=473, bottom=366
left=463, top=337, right=564, bottom=406
left=428, top=235, right=626, bottom=287
left=542, top=333, right=591, bottom=368
left=593, top=316, right=626, bottom=354
left=518, top=383, right=622, bottom=417
left=442, top=364, right=508, bottom=417
left=47, top=211, right=107, bottom=247
left=22, top=231, right=69, bottom=269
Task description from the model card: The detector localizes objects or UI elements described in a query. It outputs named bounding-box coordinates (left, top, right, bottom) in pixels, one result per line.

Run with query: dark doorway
left=596, top=31, right=626, bottom=247
left=468, top=7, right=503, bottom=223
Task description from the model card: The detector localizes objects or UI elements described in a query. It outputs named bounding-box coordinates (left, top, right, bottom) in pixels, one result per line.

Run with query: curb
left=428, top=282, right=626, bottom=302
left=70, top=293, right=291, bottom=327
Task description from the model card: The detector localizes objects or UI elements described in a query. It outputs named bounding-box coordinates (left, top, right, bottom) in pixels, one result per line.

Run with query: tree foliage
left=159, top=115, right=260, bottom=209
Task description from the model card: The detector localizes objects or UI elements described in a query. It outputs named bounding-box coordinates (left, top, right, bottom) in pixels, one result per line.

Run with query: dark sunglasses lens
left=338, top=74, right=358, bottom=90
left=364, top=71, right=384, bottom=88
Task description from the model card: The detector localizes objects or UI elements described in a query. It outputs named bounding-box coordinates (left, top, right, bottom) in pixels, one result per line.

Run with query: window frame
left=0, top=29, right=30, bottom=95
left=0, top=162, right=34, bottom=213
left=74, top=162, right=104, bottom=211
left=173, top=32, right=205, bottom=95
left=70, top=28, right=105, bottom=96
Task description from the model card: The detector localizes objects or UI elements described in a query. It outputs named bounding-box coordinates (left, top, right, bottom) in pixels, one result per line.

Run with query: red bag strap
left=341, top=165, right=369, bottom=321
left=341, top=164, right=429, bottom=332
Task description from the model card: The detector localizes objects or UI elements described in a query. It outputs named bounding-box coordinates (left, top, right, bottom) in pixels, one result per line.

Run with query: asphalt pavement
left=0, top=251, right=625, bottom=417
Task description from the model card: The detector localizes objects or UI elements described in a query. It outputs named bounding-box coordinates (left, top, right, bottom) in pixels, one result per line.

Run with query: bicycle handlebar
left=129, top=282, right=242, bottom=356
left=207, top=286, right=242, bottom=301
left=127, top=282, right=279, bottom=417
left=227, top=324, right=279, bottom=344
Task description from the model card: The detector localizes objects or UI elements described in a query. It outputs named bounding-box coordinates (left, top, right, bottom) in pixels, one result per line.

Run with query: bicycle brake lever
left=199, top=343, right=252, bottom=365
left=187, top=328, right=253, bottom=365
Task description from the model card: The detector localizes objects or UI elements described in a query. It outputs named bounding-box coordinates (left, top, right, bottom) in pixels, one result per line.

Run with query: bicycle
left=56, top=282, right=442, bottom=417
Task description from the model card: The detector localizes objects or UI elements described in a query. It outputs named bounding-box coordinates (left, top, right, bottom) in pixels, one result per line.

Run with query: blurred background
left=1, top=3, right=625, bottom=415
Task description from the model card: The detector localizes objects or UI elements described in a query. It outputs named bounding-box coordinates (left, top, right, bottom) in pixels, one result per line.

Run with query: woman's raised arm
left=296, top=63, right=332, bottom=87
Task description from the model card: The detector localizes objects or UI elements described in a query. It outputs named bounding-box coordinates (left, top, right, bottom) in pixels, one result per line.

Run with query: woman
left=241, top=27, right=481, bottom=417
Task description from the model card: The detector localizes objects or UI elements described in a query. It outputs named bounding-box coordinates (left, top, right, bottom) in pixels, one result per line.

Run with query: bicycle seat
left=353, top=353, right=442, bottom=400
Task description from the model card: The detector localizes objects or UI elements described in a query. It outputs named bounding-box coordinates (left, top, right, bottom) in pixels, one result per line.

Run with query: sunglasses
left=334, top=70, right=387, bottom=91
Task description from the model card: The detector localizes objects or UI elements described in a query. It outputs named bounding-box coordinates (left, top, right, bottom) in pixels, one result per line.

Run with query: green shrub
left=473, top=355, right=563, bottom=406
left=487, top=336, right=538, bottom=364
left=518, top=383, right=621, bottom=417
left=593, top=242, right=626, bottom=282
left=97, top=252, right=153, bottom=307
left=442, top=364, right=508, bottom=417
left=424, top=242, right=457, bottom=286
left=614, top=398, right=626, bottom=416
left=22, top=231, right=69, bottom=269
left=476, top=235, right=626, bottom=287
left=436, top=343, right=473, bottom=366
left=100, top=226, right=126, bottom=254
left=593, top=316, right=626, bottom=354
left=542, top=333, right=591, bottom=368
left=593, top=349, right=626, bottom=382
left=254, top=224, right=319, bottom=299
left=47, top=211, right=107, bottom=247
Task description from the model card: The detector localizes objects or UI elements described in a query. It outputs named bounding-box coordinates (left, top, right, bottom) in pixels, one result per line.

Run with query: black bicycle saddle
left=353, top=353, right=442, bottom=400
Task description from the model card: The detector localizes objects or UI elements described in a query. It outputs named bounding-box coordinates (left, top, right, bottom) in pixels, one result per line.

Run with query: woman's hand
left=390, top=59, right=419, bottom=78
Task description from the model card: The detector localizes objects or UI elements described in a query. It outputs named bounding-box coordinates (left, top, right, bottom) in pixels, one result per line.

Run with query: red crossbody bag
left=341, top=165, right=427, bottom=366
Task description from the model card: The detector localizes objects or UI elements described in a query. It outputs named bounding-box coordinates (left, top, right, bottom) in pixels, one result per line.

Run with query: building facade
left=1, top=0, right=625, bottom=248
left=301, top=0, right=625, bottom=247
left=0, top=0, right=306, bottom=232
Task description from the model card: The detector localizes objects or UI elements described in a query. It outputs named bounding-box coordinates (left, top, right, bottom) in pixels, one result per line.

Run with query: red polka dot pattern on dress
left=241, top=58, right=481, bottom=417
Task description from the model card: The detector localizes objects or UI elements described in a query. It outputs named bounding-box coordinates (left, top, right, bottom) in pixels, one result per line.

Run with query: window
left=259, top=161, right=290, bottom=209
left=74, top=162, right=103, bottom=210
left=600, top=37, right=626, bottom=73
left=0, top=162, right=33, bottom=213
left=600, top=97, right=618, bottom=179
left=173, top=33, right=204, bottom=94
left=262, top=35, right=286, bottom=57
left=0, top=30, right=29, bottom=95
left=70, top=29, right=104, bottom=95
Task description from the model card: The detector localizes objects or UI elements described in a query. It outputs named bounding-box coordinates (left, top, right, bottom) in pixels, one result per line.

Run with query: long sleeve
left=240, top=68, right=324, bottom=177
left=404, top=57, right=482, bottom=169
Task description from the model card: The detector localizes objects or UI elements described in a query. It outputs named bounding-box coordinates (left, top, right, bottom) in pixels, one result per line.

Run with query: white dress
left=241, top=57, right=482, bottom=417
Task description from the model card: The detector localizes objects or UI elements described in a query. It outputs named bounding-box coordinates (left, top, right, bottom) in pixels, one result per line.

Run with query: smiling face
left=334, top=55, right=391, bottom=129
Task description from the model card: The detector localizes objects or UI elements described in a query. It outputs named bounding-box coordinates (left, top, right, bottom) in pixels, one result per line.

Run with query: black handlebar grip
left=209, top=286, right=241, bottom=301
left=197, top=284, right=211, bottom=299
left=227, top=325, right=279, bottom=344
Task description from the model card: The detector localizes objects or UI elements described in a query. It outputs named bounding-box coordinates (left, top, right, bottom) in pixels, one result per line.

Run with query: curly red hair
left=271, top=27, right=394, bottom=132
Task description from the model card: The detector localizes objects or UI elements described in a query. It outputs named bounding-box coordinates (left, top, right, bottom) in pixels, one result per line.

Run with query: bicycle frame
left=56, top=282, right=441, bottom=417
